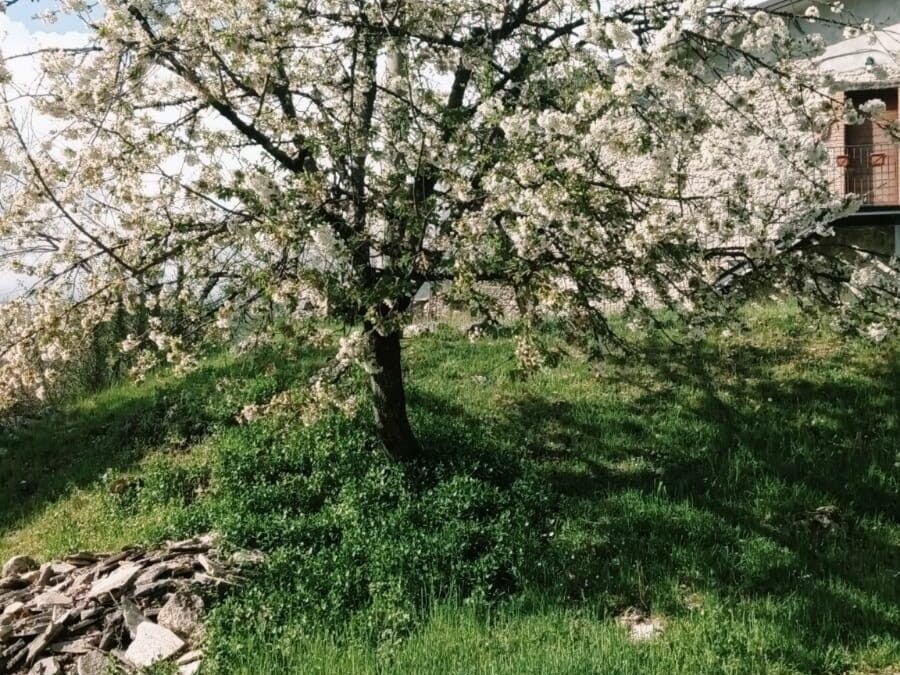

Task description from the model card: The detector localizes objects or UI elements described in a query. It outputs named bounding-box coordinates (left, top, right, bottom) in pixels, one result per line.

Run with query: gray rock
left=35, top=564, right=54, bottom=588
left=11, top=614, right=51, bottom=638
left=158, top=592, right=204, bottom=639
left=76, top=650, right=110, bottom=675
left=133, top=578, right=178, bottom=599
left=167, top=534, right=215, bottom=554
left=49, top=563, right=76, bottom=577
left=229, top=549, right=267, bottom=568
left=20, top=570, right=41, bottom=585
left=0, top=537, right=245, bottom=672
left=3, top=638, right=28, bottom=667
left=33, top=591, right=73, bottom=609
left=134, top=561, right=179, bottom=587
left=0, top=576, right=31, bottom=591
left=2, top=600, right=25, bottom=620
left=176, top=649, right=203, bottom=665
left=196, top=554, right=227, bottom=578
left=179, top=660, right=201, bottom=675
left=28, top=655, right=62, bottom=675
left=87, top=564, right=143, bottom=601
left=2, top=556, right=38, bottom=578
left=123, top=621, right=185, bottom=667
left=97, top=611, right=122, bottom=651
left=47, top=635, right=96, bottom=654
left=25, top=610, right=70, bottom=666
left=2, top=634, right=26, bottom=653
left=63, top=553, right=99, bottom=567
left=120, top=598, right=146, bottom=639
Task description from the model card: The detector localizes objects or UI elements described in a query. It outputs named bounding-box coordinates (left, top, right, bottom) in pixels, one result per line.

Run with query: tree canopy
left=0, top=0, right=897, bottom=458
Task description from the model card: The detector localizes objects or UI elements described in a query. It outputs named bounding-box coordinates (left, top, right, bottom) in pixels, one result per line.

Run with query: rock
left=0, top=577, right=31, bottom=591
left=133, top=579, right=179, bottom=599
left=97, top=612, right=122, bottom=652
left=193, top=573, right=234, bottom=588
left=120, top=598, right=146, bottom=639
left=79, top=608, right=104, bottom=623
left=3, top=557, right=38, bottom=578
left=0, top=535, right=256, bottom=673
left=11, top=614, right=51, bottom=639
left=47, top=577, right=75, bottom=596
left=615, top=607, right=664, bottom=643
left=87, top=564, right=143, bottom=601
left=3, top=634, right=26, bottom=653
left=47, top=635, right=96, bottom=654
left=177, top=649, right=202, bottom=675
left=76, top=650, right=110, bottom=675
left=48, top=564, right=75, bottom=577
left=134, top=561, right=180, bottom=588
left=34, top=566, right=53, bottom=588
left=176, top=649, right=203, bottom=665
left=123, top=621, right=185, bottom=667
left=3, top=637, right=27, bottom=659
left=179, top=660, right=201, bottom=675
left=1, top=589, right=27, bottom=609
left=25, top=610, right=70, bottom=666
left=63, top=553, right=99, bottom=567
left=68, top=616, right=102, bottom=634
left=196, top=554, right=227, bottom=578
left=167, top=534, right=215, bottom=554
left=93, top=551, right=133, bottom=576
left=19, top=571, right=41, bottom=585
left=2, top=601, right=26, bottom=620
left=32, top=592, right=73, bottom=609
left=5, top=641, right=29, bottom=672
left=157, top=592, right=204, bottom=639
left=27, top=656, right=61, bottom=675
left=801, top=505, right=843, bottom=535
left=229, top=549, right=267, bottom=568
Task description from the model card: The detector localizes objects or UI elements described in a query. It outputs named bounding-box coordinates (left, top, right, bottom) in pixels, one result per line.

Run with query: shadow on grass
left=0, top=345, right=325, bottom=539
left=2, top=324, right=896, bottom=673
left=407, top=336, right=899, bottom=673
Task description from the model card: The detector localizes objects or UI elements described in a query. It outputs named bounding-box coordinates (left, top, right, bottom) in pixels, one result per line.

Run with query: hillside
left=1, top=307, right=898, bottom=675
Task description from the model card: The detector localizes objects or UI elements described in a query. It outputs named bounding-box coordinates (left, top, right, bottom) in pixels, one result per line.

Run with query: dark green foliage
left=201, top=414, right=553, bottom=653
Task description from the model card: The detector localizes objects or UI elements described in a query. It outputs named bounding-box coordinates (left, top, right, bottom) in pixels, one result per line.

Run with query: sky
left=1, top=1, right=88, bottom=297
left=5, top=0, right=86, bottom=33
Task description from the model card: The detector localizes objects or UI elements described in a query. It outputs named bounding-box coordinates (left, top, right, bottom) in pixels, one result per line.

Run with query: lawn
left=0, top=305, right=897, bottom=675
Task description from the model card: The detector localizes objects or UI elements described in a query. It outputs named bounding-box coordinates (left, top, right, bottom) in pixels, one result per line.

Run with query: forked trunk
left=368, top=329, right=422, bottom=461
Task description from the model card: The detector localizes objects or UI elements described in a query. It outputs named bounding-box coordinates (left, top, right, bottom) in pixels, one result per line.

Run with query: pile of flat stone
left=0, top=534, right=263, bottom=674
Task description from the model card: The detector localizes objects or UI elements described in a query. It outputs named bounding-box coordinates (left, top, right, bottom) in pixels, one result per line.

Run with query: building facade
left=761, top=0, right=900, bottom=256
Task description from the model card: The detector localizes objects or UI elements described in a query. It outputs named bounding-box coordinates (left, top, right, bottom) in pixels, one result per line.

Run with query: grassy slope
left=0, top=306, right=897, bottom=674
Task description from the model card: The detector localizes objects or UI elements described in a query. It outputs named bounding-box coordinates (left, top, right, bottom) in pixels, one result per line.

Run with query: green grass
left=207, top=596, right=899, bottom=675
left=0, top=305, right=897, bottom=674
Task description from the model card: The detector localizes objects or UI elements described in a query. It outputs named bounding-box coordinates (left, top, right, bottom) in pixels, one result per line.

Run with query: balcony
left=827, top=144, right=900, bottom=226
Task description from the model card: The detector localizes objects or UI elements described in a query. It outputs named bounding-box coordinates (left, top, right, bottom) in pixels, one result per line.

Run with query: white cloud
left=1, top=12, right=88, bottom=90
left=0, top=14, right=87, bottom=298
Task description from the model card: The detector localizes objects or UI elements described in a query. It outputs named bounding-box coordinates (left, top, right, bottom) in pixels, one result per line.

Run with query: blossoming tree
left=0, top=0, right=897, bottom=459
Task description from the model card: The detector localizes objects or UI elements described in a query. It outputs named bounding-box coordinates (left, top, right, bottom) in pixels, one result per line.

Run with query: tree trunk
left=368, top=329, right=421, bottom=461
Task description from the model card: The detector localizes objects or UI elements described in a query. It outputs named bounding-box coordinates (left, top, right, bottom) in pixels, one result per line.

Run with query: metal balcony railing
left=827, top=144, right=899, bottom=207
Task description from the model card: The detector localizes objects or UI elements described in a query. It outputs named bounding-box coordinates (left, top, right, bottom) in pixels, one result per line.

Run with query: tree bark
left=368, top=329, right=422, bottom=461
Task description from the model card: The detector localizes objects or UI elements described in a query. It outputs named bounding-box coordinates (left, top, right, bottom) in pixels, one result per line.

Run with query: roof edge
left=754, top=0, right=801, bottom=12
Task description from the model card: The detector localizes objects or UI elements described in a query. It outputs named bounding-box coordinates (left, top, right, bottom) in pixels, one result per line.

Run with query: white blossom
left=37, top=9, right=58, bottom=25
left=0, top=0, right=891, bottom=421
left=859, top=98, right=887, bottom=117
